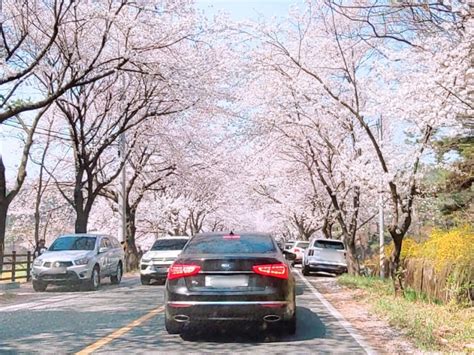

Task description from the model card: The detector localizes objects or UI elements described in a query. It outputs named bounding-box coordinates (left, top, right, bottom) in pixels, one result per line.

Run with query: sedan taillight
left=167, top=263, right=201, bottom=280
left=252, top=263, right=288, bottom=279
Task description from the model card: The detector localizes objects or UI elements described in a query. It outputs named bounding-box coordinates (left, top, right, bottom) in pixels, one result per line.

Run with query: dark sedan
left=164, top=232, right=297, bottom=335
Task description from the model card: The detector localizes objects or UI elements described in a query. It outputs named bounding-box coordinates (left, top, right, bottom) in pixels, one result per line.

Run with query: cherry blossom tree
left=242, top=0, right=471, bottom=283
left=1, top=0, right=191, bottom=269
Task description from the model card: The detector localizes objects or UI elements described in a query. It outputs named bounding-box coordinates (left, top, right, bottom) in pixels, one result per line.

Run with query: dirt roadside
left=308, top=275, right=420, bottom=354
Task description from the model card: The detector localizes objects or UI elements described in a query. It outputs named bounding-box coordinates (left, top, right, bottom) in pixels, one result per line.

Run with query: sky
left=195, top=0, right=294, bottom=20
left=1, top=1, right=297, bottom=181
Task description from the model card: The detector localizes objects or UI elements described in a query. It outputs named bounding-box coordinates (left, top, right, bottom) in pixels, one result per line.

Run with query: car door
left=108, top=237, right=121, bottom=273
left=99, top=237, right=112, bottom=276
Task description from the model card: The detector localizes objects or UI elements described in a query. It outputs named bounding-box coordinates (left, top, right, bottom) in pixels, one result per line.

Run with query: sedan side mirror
left=283, top=250, right=297, bottom=261
left=99, top=247, right=109, bottom=254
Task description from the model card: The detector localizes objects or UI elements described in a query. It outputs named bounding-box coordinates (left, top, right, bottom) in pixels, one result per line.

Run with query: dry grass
left=338, top=274, right=474, bottom=352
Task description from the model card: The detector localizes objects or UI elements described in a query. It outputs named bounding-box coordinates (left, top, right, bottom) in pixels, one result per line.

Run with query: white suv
left=140, top=236, right=189, bottom=285
left=302, top=238, right=347, bottom=275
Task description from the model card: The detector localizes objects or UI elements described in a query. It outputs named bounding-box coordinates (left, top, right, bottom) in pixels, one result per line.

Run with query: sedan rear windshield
left=313, top=240, right=345, bottom=250
left=184, top=234, right=276, bottom=254
left=151, top=239, right=188, bottom=251
left=49, top=236, right=96, bottom=251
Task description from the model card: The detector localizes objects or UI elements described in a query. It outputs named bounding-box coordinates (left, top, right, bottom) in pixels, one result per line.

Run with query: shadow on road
left=180, top=306, right=325, bottom=343
left=295, top=284, right=305, bottom=296
left=38, top=277, right=139, bottom=293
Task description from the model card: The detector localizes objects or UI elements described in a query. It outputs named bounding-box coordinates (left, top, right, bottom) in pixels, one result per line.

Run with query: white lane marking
left=296, top=271, right=377, bottom=355
left=0, top=295, right=80, bottom=312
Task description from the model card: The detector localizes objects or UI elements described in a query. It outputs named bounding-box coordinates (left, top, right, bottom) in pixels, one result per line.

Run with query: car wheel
left=110, top=263, right=123, bottom=285
left=302, top=265, right=310, bottom=276
left=140, top=275, right=150, bottom=285
left=85, top=265, right=100, bottom=291
left=32, top=280, right=47, bottom=292
left=283, top=313, right=297, bottom=335
left=165, top=314, right=183, bottom=334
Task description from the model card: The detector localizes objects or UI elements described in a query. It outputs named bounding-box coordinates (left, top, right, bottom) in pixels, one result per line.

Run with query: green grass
left=338, top=274, right=474, bottom=352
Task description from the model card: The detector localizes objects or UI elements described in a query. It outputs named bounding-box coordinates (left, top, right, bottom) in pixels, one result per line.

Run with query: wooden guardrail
left=0, top=251, right=32, bottom=282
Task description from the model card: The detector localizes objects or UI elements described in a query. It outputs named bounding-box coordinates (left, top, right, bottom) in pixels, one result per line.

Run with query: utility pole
left=378, top=116, right=385, bottom=278
left=117, top=131, right=127, bottom=244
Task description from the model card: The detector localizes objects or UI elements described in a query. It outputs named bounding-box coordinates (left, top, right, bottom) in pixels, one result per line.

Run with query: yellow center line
left=76, top=306, right=165, bottom=355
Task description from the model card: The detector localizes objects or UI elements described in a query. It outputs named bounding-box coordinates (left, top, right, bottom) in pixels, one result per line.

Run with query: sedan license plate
left=153, top=267, right=168, bottom=273
left=205, top=275, right=249, bottom=288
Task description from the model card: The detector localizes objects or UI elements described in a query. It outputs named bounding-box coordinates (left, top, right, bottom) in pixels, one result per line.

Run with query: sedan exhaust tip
left=174, top=315, right=190, bottom=322
left=263, top=315, right=281, bottom=322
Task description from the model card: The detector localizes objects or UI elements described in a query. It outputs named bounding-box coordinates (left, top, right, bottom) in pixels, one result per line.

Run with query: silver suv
left=32, top=234, right=125, bottom=292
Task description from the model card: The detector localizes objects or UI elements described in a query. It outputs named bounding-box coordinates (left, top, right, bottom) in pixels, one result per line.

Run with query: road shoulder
left=306, top=275, right=418, bottom=354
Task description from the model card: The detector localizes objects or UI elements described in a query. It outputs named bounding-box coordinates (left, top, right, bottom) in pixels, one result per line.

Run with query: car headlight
left=33, top=259, right=43, bottom=267
left=74, top=257, right=90, bottom=265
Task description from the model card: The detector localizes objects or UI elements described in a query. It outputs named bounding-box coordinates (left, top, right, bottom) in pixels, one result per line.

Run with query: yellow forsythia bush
left=384, top=238, right=419, bottom=260
left=384, top=225, right=473, bottom=271
left=417, top=225, right=474, bottom=271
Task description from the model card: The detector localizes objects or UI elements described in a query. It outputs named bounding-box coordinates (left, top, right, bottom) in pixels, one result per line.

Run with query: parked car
left=31, top=234, right=124, bottom=292
left=140, top=236, right=189, bottom=285
left=287, top=241, right=310, bottom=265
left=284, top=240, right=295, bottom=250
left=302, top=238, right=347, bottom=276
left=164, top=232, right=297, bottom=335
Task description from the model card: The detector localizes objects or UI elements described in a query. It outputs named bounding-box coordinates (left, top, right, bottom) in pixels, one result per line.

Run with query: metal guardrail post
left=27, top=251, right=31, bottom=281
left=11, top=251, right=16, bottom=282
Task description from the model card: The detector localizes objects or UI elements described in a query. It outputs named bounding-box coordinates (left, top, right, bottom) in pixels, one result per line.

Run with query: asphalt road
left=0, top=271, right=374, bottom=354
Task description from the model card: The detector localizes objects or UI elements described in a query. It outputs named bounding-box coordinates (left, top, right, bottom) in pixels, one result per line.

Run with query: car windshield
left=184, top=234, right=276, bottom=254
left=296, top=242, right=309, bottom=249
left=151, top=239, right=188, bottom=251
left=314, top=240, right=345, bottom=250
left=49, top=236, right=96, bottom=251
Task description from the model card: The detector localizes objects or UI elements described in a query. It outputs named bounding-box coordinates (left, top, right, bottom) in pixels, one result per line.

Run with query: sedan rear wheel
left=283, top=313, right=297, bottom=335
left=165, top=314, right=183, bottom=334
left=302, top=265, right=310, bottom=276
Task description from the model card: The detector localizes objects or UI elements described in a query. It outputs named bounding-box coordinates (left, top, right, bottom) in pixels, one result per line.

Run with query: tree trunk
left=75, top=208, right=88, bottom=233
left=34, top=209, right=40, bottom=246
left=125, top=206, right=140, bottom=271
left=344, top=236, right=360, bottom=275
left=389, top=229, right=404, bottom=294
left=73, top=171, right=89, bottom=233
left=0, top=156, right=8, bottom=273
left=0, top=201, right=7, bottom=274
left=322, top=219, right=333, bottom=239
